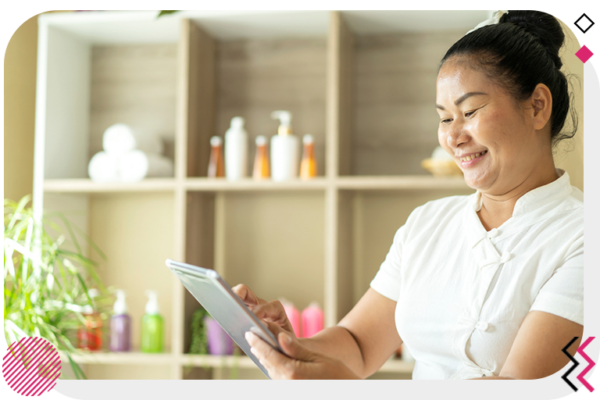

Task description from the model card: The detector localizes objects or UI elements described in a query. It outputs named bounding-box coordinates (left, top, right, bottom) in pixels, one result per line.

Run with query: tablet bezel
left=165, top=259, right=282, bottom=378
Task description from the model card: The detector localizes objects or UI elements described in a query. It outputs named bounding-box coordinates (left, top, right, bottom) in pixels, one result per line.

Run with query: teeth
left=460, top=150, right=487, bottom=162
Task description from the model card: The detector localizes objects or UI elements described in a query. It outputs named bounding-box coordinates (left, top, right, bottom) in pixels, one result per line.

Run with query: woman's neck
left=477, top=162, right=559, bottom=231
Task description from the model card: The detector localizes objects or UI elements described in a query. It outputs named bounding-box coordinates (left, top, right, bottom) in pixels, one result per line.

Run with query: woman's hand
left=232, top=284, right=296, bottom=339
left=245, top=329, right=360, bottom=380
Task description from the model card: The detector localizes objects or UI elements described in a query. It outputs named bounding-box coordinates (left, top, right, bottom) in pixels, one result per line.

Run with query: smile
left=459, top=150, right=488, bottom=162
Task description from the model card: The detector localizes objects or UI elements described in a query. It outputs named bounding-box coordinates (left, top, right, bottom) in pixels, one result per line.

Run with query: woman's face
left=436, top=57, right=544, bottom=194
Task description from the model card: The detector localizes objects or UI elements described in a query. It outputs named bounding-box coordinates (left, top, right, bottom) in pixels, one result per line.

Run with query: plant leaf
left=157, top=10, right=179, bottom=18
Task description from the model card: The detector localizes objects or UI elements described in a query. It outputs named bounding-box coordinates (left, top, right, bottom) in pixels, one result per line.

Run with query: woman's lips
left=458, top=150, right=488, bottom=168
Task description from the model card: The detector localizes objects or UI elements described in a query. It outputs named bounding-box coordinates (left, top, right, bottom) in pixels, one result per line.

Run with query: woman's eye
left=465, top=110, right=477, bottom=118
left=441, top=118, right=452, bottom=124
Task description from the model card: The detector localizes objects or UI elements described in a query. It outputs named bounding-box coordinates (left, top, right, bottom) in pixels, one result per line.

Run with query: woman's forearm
left=297, top=326, right=366, bottom=378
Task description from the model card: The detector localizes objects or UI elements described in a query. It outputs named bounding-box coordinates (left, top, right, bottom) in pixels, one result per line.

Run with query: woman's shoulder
left=405, top=193, right=475, bottom=227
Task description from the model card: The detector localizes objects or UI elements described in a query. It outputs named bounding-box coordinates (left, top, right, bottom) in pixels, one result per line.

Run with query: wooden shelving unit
left=34, top=10, right=486, bottom=380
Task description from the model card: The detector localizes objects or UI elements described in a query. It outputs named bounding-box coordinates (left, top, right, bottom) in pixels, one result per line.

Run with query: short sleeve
left=530, top=240, right=583, bottom=325
left=369, top=225, right=406, bottom=301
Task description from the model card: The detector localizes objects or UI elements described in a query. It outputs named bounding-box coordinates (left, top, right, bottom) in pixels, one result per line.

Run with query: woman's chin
left=463, top=171, right=491, bottom=191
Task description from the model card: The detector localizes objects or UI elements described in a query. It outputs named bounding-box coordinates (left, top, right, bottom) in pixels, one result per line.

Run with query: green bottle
left=141, top=290, right=163, bottom=353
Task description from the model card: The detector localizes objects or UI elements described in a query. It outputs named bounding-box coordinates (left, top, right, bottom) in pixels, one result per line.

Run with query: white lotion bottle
left=225, top=116, right=248, bottom=181
left=270, top=111, right=299, bottom=181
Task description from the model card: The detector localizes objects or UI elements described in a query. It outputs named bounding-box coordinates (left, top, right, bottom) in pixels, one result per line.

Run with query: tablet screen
left=166, top=259, right=282, bottom=379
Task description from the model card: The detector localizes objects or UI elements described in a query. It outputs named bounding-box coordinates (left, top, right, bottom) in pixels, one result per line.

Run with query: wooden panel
left=352, top=30, right=465, bottom=175
left=219, top=192, right=325, bottom=311
left=183, top=192, right=216, bottom=353
left=215, top=37, right=327, bottom=177
left=327, top=11, right=355, bottom=177
left=89, top=43, right=177, bottom=163
left=44, top=26, right=90, bottom=179
left=336, top=190, right=354, bottom=321
left=179, top=20, right=216, bottom=178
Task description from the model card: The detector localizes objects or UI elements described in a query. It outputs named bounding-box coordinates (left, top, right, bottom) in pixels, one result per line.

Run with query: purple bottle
left=110, top=290, right=131, bottom=352
left=205, top=316, right=233, bottom=355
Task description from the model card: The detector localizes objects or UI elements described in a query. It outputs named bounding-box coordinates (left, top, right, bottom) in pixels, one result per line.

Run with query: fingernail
left=245, top=332, right=252, bottom=341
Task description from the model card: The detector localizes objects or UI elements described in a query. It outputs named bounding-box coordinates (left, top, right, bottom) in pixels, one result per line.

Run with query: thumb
left=278, top=332, right=314, bottom=362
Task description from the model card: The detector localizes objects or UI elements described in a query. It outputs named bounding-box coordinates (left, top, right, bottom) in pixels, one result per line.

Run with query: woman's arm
left=471, top=310, right=583, bottom=380
left=299, top=288, right=402, bottom=378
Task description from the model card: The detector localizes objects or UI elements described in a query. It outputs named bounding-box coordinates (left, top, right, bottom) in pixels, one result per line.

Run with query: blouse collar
left=466, top=169, right=574, bottom=246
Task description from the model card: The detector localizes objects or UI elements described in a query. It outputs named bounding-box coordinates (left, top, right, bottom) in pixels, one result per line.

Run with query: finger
left=232, top=284, right=265, bottom=307
left=278, top=331, right=315, bottom=362
left=253, top=301, right=295, bottom=334
left=263, top=320, right=286, bottom=338
left=246, top=332, right=296, bottom=379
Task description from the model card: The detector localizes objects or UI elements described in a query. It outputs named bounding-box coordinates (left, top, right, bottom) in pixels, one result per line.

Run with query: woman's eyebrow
left=436, top=92, right=488, bottom=110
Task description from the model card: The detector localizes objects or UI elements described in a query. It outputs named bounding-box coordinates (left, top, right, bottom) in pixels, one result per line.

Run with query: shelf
left=59, top=351, right=175, bottom=365
left=43, top=176, right=470, bottom=193
left=185, top=177, right=329, bottom=191
left=43, top=179, right=177, bottom=193
left=336, top=176, right=470, bottom=190
left=181, top=354, right=257, bottom=369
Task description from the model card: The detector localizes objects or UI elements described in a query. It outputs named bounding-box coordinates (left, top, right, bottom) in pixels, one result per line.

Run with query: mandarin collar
left=465, top=169, right=573, bottom=247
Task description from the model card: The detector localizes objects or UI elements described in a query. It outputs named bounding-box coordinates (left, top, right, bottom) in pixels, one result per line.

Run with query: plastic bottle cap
left=303, top=135, right=314, bottom=145
left=230, top=116, right=245, bottom=129
left=210, top=136, right=222, bottom=147
left=271, top=111, right=293, bottom=136
left=255, top=135, right=267, bottom=146
left=113, top=289, right=128, bottom=314
left=145, top=290, right=160, bottom=315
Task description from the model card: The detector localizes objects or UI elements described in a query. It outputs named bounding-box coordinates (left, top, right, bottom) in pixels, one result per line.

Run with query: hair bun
left=500, top=10, right=565, bottom=69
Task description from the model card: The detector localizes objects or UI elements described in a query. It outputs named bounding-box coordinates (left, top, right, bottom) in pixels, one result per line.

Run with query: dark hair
left=439, top=10, right=577, bottom=146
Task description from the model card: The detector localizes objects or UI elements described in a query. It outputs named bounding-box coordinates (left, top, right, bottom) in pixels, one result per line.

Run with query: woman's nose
left=446, top=122, right=470, bottom=149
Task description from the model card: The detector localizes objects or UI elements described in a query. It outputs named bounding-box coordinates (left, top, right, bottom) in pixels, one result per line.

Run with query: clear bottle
left=207, top=136, right=225, bottom=178
left=270, top=111, right=299, bottom=181
left=77, top=289, right=102, bottom=351
left=253, top=135, right=270, bottom=180
left=141, top=290, right=164, bottom=353
left=110, top=290, right=131, bottom=352
left=300, top=134, right=317, bottom=180
left=225, top=117, right=248, bottom=181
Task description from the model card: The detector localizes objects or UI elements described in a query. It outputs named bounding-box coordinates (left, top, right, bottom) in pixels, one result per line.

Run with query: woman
left=234, top=10, right=584, bottom=380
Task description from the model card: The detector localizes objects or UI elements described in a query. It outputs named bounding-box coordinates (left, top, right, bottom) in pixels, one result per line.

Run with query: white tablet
left=165, top=259, right=282, bottom=379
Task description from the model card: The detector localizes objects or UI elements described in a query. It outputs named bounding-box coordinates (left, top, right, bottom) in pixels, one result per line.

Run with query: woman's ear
left=531, top=83, right=553, bottom=131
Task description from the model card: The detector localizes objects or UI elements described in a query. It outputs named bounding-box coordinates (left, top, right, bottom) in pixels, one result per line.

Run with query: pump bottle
left=270, top=111, right=299, bottom=181
left=77, top=288, right=102, bottom=351
left=279, top=298, right=301, bottom=338
left=110, top=290, right=131, bottom=352
left=141, top=290, right=164, bottom=353
left=225, top=117, right=248, bottom=181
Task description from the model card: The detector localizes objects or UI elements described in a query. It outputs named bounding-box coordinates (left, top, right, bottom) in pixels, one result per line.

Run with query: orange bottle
left=300, top=134, right=317, bottom=179
left=253, top=135, right=270, bottom=180
left=208, top=136, right=225, bottom=178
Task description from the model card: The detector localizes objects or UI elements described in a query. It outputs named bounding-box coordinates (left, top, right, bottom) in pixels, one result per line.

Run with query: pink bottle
left=280, top=299, right=301, bottom=338
left=301, top=302, right=324, bottom=338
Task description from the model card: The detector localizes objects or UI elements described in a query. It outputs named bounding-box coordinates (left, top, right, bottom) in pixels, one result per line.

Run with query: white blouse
left=370, top=170, right=583, bottom=380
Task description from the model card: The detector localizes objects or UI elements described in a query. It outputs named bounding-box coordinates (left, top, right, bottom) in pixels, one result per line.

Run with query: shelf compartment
left=344, top=25, right=468, bottom=176
left=214, top=192, right=326, bottom=311
left=182, top=18, right=328, bottom=179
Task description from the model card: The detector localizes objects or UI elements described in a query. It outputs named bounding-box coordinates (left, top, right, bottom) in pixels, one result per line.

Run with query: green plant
left=3, top=196, right=108, bottom=379
left=186, top=307, right=241, bottom=379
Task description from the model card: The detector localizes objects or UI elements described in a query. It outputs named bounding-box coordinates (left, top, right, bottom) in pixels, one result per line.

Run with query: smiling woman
left=237, top=10, right=583, bottom=380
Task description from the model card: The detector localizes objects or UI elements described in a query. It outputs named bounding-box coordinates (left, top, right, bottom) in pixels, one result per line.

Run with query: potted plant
left=4, top=196, right=108, bottom=379
left=186, top=307, right=241, bottom=379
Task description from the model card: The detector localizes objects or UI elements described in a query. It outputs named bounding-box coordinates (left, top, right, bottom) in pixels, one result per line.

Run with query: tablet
left=165, top=259, right=282, bottom=379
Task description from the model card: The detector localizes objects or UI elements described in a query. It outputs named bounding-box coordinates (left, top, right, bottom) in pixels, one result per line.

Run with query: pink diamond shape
left=576, top=46, right=594, bottom=63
